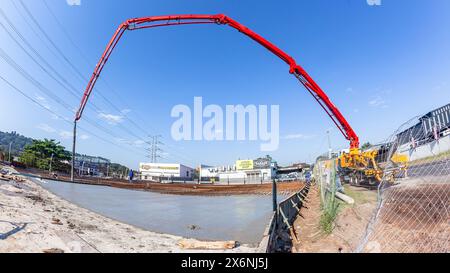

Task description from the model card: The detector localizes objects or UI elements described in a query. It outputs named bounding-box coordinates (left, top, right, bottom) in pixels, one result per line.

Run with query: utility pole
left=80, top=161, right=85, bottom=176
left=71, top=121, right=77, bottom=182
left=272, top=179, right=278, bottom=212
left=327, top=130, right=332, bottom=159
left=8, top=142, right=12, bottom=162
left=198, top=164, right=202, bottom=184
left=146, top=135, right=164, bottom=163
left=49, top=153, right=54, bottom=173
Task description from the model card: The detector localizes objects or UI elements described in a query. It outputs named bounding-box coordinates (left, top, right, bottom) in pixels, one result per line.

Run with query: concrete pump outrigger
left=71, top=14, right=387, bottom=185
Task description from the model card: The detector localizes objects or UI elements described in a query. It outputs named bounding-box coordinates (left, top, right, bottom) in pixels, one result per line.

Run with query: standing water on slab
left=38, top=179, right=276, bottom=244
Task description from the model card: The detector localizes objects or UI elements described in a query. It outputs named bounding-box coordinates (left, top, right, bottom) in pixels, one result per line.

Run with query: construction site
left=0, top=0, right=449, bottom=259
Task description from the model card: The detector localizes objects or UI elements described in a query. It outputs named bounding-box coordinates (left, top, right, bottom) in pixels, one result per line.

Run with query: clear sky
left=0, top=0, right=449, bottom=168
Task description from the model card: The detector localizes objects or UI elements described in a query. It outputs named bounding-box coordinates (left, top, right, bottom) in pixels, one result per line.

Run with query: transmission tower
left=146, top=135, right=164, bottom=163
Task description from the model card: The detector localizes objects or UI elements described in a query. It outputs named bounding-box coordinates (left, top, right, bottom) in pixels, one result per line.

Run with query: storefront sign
left=236, top=160, right=254, bottom=170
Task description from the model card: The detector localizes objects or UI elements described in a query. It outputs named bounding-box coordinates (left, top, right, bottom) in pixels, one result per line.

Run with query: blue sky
left=0, top=0, right=449, bottom=168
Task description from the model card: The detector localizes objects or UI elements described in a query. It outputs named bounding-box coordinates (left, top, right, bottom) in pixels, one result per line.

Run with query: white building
left=139, top=163, right=194, bottom=181
left=200, top=157, right=277, bottom=183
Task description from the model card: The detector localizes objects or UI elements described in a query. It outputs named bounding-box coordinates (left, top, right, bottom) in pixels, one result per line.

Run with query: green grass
left=319, top=188, right=341, bottom=234
left=342, top=185, right=376, bottom=205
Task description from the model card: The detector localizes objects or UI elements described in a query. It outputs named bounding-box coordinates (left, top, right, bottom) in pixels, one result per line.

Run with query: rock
left=178, top=239, right=236, bottom=250
left=51, top=218, right=63, bottom=225
left=188, top=225, right=200, bottom=231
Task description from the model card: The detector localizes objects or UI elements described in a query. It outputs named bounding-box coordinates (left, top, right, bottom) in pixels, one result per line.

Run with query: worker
left=128, top=169, right=134, bottom=183
left=305, top=171, right=311, bottom=184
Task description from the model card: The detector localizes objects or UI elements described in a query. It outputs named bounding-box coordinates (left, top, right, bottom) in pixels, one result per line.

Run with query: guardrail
left=258, top=181, right=311, bottom=253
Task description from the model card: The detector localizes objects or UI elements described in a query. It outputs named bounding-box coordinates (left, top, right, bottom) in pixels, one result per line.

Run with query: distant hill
left=0, top=131, right=34, bottom=156
left=0, top=130, right=129, bottom=170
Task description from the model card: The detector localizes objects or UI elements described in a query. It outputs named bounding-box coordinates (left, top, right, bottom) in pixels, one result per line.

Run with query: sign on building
left=253, top=158, right=271, bottom=169
left=236, top=160, right=254, bottom=171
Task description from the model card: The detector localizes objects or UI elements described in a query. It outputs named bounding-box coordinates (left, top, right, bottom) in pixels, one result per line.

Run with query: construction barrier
left=259, top=182, right=311, bottom=253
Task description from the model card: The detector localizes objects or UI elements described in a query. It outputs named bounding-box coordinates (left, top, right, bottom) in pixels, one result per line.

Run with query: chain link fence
left=314, top=159, right=335, bottom=205
left=313, top=158, right=345, bottom=235
left=358, top=116, right=450, bottom=253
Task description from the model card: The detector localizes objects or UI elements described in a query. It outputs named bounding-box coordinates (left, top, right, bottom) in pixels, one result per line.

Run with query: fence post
left=272, top=179, right=277, bottom=212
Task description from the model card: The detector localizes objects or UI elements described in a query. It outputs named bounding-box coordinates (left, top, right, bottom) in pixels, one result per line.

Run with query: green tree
left=0, top=146, right=5, bottom=161
left=361, top=142, right=373, bottom=150
left=20, top=139, right=71, bottom=171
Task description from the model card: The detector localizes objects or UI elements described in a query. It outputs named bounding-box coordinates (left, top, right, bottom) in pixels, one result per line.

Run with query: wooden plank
left=335, top=192, right=355, bottom=205
left=178, top=239, right=236, bottom=250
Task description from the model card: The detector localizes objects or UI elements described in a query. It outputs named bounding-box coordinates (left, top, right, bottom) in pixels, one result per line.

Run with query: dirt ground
left=0, top=170, right=259, bottom=253
left=292, top=185, right=378, bottom=253
left=16, top=168, right=303, bottom=196
left=361, top=179, right=450, bottom=253
left=111, top=181, right=304, bottom=196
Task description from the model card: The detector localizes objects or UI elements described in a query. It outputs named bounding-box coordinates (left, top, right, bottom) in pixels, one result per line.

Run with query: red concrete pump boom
left=75, top=14, right=360, bottom=149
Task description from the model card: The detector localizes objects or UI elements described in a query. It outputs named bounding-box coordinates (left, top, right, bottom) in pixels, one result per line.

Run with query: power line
left=0, top=7, right=107, bottom=113
left=38, top=1, right=197, bottom=159
left=41, top=0, right=159, bottom=136
left=0, top=46, right=148, bottom=158
left=18, top=0, right=88, bottom=85
left=10, top=0, right=63, bottom=68
left=19, top=0, right=135, bottom=121
left=1, top=4, right=197, bottom=165
left=0, top=41, right=195, bottom=166
left=0, top=46, right=74, bottom=110
left=0, top=16, right=81, bottom=102
left=15, top=1, right=160, bottom=145
left=0, top=7, right=154, bottom=149
left=42, top=0, right=93, bottom=66
left=0, top=74, right=147, bottom=158
left=12, top=1, right=198, bottom=166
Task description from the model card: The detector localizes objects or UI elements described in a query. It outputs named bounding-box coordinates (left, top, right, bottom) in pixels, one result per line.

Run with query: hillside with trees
left=0, top=131, right=34, bottom=158
left=0, top=130, right=129, bottom=174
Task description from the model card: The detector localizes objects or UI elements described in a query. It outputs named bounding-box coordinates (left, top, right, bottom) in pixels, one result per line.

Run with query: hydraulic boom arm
left=75, top=14, right=360, bottom=150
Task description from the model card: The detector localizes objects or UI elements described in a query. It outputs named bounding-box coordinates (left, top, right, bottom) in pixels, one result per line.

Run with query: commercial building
left=139, top=163, right=194, bottom=181
left=395, top=103, right=450, bottom=161
left=200, top=156, right=277, bottom=183
left=74, top=154, right=110, bottom=176
left=397, top=103, right=450, bottom=147
left=277, top=163, right=311, bottom=181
